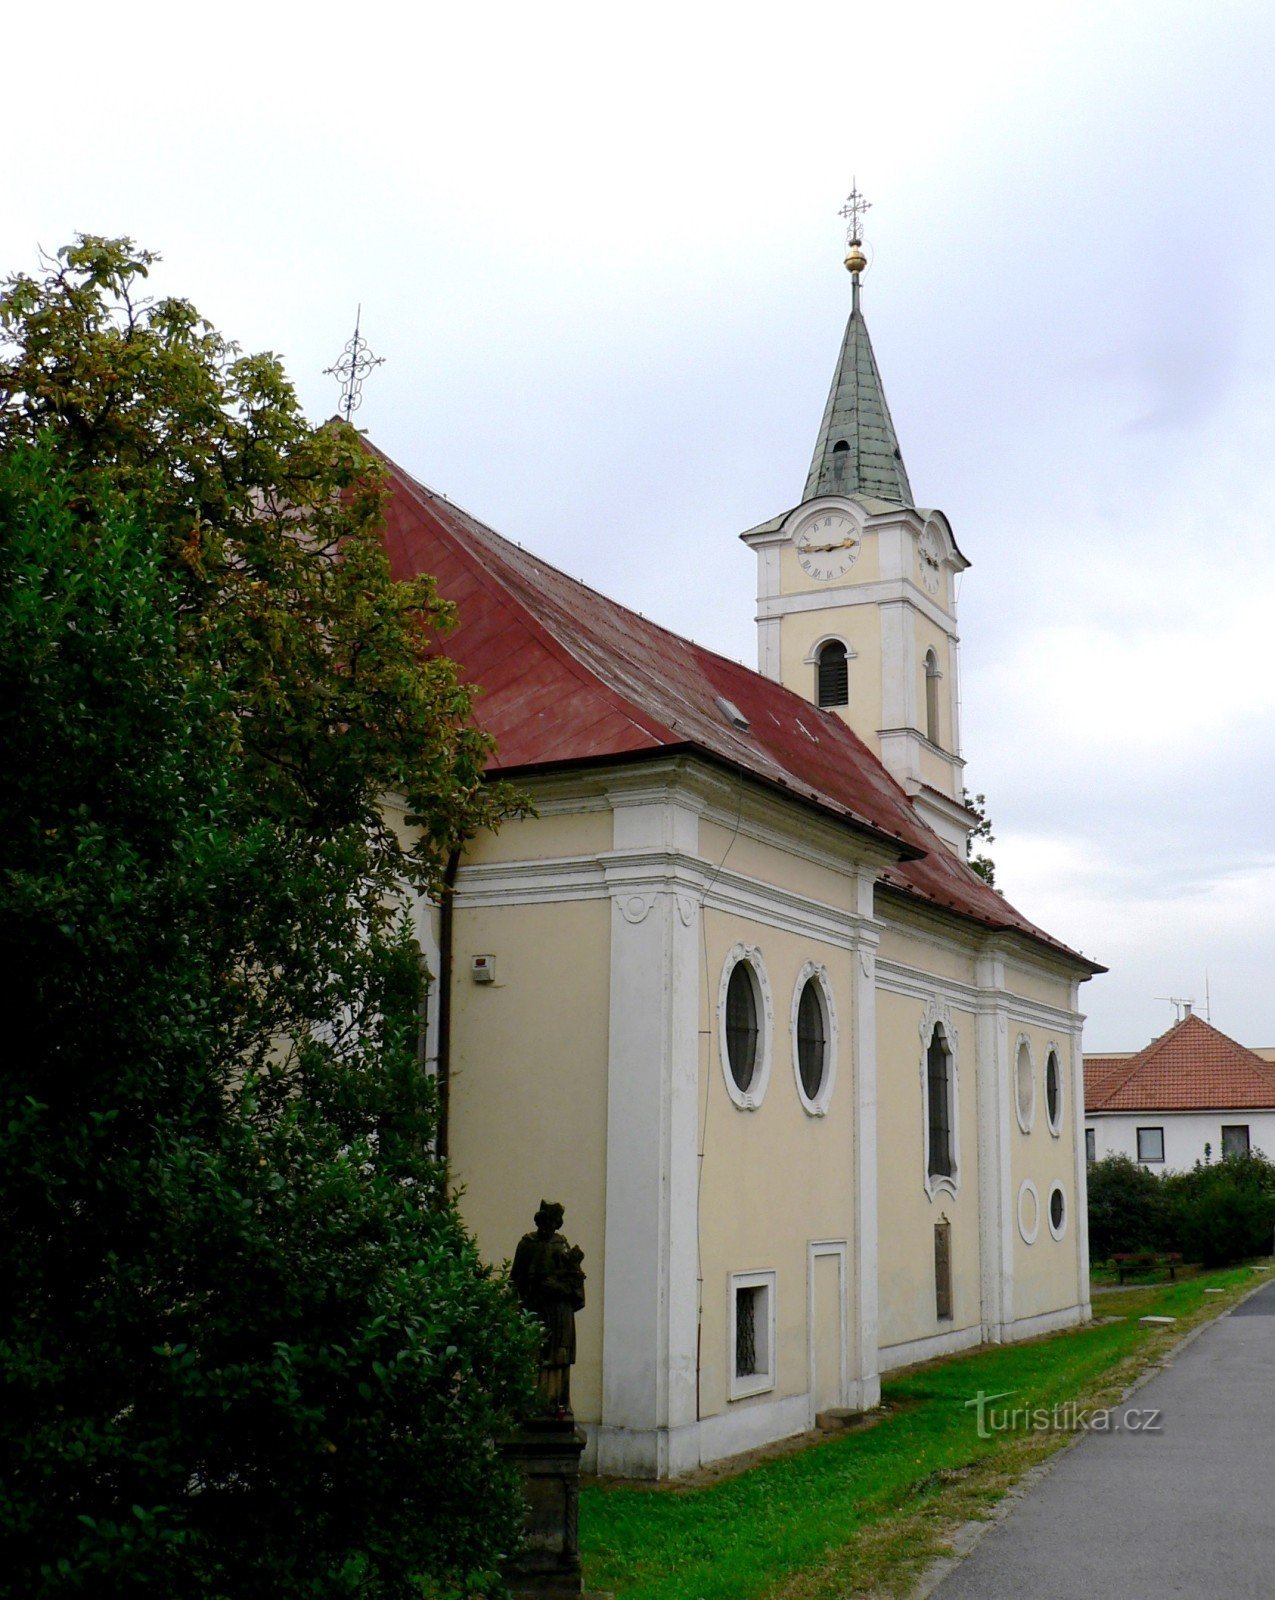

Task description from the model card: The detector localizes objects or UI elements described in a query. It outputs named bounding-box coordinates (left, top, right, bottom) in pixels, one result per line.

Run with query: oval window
left=796, top=977, right=827, bottom=1101
left=1015, top=1039, right=1035, bottom=1131
left=1046, top=1049, right=1062, bottom=1132
left=1049, top=1184, right=1066, bottom=1238
left=725, top=962, right=760, bottom=1092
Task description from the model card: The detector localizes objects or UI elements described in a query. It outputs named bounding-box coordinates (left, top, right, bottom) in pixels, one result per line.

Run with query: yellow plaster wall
left=779, top=602, right=884, bottom=753
left=1009, top=1028, right=1083, bottom=1321
left=875, top=990, right=983, bottom=1349
left=698, top=819, right=856, bottom=910
left=462, top=809, right=613, bottom=864
left=695, top=908, right=857, bottom=1420
left=877, top=925, right=976, bottom=988
left=447, top=896, right=612, bottom=1422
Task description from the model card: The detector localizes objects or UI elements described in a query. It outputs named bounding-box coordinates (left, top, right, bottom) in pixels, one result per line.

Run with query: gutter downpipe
left=436, top=847, right=461, bottom=1170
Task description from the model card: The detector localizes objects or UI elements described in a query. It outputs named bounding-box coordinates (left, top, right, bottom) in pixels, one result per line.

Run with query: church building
left=377, top=201, right=1103, bottom=1478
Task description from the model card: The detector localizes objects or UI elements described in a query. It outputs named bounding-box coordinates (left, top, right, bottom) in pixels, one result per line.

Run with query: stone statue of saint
left=511, top=1201, right=586, bottom=1416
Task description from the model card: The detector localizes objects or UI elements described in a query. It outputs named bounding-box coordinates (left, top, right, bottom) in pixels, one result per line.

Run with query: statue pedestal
left=501, top=1418, right=590, bottom=1598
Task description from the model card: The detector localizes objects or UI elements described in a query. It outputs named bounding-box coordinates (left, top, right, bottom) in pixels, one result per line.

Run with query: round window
left=1015, top=1039, right=1035, bottom=1132
left=796, top=977, right=827, bottom=1101
left=1049, top=1184, right=1067, bottom=1238
left=1046, top=1049, right=1062, bottom=1132
left=725, top=962, right=760, bottom=1092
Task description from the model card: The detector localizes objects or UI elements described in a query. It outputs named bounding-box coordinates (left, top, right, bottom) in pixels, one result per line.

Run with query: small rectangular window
left=1085, top=1128, right=1096, bottom=1163
left=1137, top=1126, right=1165, bottom=1164
left=729, top=1271, right=775, bottom=1399
left=1222, top=1124, right=1251, bottom=1158
left=934, top=1221, right=953, bottom=1320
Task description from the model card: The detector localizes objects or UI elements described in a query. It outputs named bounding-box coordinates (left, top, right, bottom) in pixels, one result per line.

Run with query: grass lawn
left=580, top=1266, right=1260, bottom=1600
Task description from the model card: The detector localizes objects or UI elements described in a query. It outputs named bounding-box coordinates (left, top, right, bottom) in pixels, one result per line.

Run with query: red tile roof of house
left=1085, top=1014, right=1275, bottom=1112
left=374, top=445, right=1101, bottom=971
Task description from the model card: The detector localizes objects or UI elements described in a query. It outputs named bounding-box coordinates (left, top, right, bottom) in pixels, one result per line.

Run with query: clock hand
left=802, top=539, right=859, bottom=552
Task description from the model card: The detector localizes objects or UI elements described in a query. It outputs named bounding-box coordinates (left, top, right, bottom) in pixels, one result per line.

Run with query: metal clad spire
left=803, top=183, right=912, bottom=506
left=324, top=306, right=385, bottom=423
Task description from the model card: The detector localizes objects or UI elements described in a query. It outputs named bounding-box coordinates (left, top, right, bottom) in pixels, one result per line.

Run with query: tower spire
left=804, top=183, right=912, bottom=506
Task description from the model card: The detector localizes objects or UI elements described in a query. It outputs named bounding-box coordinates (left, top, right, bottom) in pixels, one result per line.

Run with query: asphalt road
left=931, top=1278, right=1275, bottom=1599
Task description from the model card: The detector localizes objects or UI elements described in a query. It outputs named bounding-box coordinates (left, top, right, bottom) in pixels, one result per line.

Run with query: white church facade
left=377, top=218, right=1103, bottom=1478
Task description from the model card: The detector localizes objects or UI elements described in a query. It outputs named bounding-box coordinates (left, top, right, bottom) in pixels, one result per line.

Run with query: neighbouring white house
left=1085, top=1011, right=1275, bottom=1171
left=376, top=210, right=1104, bottom=1478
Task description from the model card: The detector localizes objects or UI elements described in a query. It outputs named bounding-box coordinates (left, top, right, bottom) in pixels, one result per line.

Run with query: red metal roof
left=1086, top=1015, right=1275, bottom=1113
left=374, top=443, right=1099, bottom=970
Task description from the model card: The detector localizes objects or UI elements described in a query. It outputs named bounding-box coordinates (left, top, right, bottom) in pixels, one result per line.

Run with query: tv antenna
left=1156, top=996, right=1195, bottom=1024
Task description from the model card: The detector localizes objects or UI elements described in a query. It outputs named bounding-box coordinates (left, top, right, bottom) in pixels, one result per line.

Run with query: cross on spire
left=324, top=307, right=385, bottom=423
left=839, top=181, right=871, bottom=247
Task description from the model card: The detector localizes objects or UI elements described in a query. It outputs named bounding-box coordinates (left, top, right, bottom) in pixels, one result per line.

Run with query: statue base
left=502, top=1417, right=607, bottom=1598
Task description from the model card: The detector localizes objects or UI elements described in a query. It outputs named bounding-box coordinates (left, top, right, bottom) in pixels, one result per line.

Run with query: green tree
left=962, top=790, right=996, bottom=888
left=0, top=238, right=535, bottom=1598
left=1085, top=1153, right=1167, bottom=1261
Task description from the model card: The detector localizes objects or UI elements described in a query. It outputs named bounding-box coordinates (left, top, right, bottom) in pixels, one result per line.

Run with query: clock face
left=795, top=511, right=861, bottom=580
left=917, top=526, right=943, bottom=595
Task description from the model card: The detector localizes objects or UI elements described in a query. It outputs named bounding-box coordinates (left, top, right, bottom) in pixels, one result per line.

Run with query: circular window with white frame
left=1048, top=1183, right=1067, bottom=1239
left=791, top=962, right=837, bottom=1115
left=1014, top=1036, right=1036, bottom=1133
left=1017, top=1179, right=1040, bottom=1244
left=1045, top=1046, right=1063, bottom=1136
left=719, top=944, right=773, bottom=1110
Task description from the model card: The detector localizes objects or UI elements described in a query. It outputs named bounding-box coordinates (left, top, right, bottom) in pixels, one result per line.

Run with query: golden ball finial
left=844, top=242, right=867, bottom=275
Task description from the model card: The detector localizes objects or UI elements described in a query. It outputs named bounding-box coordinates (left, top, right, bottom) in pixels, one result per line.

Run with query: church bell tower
left=741, top=187, right=975, bottom=855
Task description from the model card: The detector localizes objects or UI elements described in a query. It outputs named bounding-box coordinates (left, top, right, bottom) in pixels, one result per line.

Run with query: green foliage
left=962, top=789, right=996, bottom=887
left=0, top=239, right=536, bottom=1597
left=1087, top=1149, right=1275, bottom=1267
left=1162, top=1152, right=1275, bottom=1267
left=1086, top=1153, right=1168, bottom=1261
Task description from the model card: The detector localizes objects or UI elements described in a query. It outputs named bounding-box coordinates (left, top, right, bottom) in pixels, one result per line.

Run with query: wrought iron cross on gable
left=324, top=306, right=385, bottom=422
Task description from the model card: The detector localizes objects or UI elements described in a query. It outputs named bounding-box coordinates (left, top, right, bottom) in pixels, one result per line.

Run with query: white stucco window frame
left=1044, top=1040, right=1064, bottom=1138
left=919, top=996, right=960, bottom=1202
left=1017, top=1178, right=1040, bottom=1245
left=718, top=943, right=774, bottom=1111
left=1047, top=1182, right=1067, bottom=1240
left=1014, top=1032, right=1036, bottom=1134
left=729, top=1269, right=777, bottom=1400
left=790, top=960, right=839, bottom=1116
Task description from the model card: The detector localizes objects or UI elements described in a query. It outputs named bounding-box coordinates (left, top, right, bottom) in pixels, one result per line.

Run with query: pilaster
left=1069, top=987, right=1092, bottom=1322
left=596, top=789, right=703, bottom=1477
left=975, top=947, right=1014, bottom=1340
left=848, top=867, right=881, bottom=1408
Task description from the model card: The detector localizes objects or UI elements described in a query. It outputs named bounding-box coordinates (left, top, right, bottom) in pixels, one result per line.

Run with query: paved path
left=931, top=1280, right=1275, bottom=1599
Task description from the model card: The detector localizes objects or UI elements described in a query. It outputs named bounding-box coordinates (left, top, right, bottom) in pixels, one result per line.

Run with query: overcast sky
left=7, top=0, right=1275, bottom=1049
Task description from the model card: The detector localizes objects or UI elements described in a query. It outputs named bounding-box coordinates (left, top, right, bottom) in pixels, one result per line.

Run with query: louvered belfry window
left=725, top=963, right=759, bottom=1092
left=927, top=1028, right=953, bottom=1178
left=816, top=641, right=849, bottom=707
left=796, top=978, right=826, bottom=1101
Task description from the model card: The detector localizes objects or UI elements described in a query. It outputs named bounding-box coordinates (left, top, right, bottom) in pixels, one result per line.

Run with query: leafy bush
left=1162, top=1152, right=1275, bottom=1267
left=1086, top=1154, right=1168, bottom=1261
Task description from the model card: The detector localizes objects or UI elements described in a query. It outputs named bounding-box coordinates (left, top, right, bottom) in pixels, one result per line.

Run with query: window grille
left=735, top=1286, right=758, bottom=1376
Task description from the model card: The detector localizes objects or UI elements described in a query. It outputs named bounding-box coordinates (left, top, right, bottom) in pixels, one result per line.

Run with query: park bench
left=1110, top=1251, right=1184, bottom=1284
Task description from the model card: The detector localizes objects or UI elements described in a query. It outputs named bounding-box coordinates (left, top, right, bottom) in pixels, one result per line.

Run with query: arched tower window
left=924, top=649, right=941, bottom=745
left=816, top=640, right=849, bottom=708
